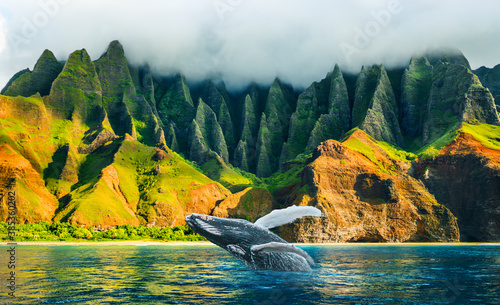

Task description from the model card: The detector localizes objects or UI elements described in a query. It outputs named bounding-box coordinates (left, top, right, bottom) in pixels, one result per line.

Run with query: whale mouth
left=186, top=214, right=222, bottom=236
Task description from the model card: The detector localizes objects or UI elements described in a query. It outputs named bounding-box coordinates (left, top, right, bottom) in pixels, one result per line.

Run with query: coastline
left=1, top=241, right=498, bottom=247
left=0, top=241, right=214, bottom=246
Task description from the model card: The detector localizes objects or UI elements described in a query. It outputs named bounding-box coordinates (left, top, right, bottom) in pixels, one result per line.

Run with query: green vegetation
left=344, top=136, right=380, bottom=165
left=190, top=99, right=229, bottom=163
left=417, top=123, right=460, bottom=159
left=400, top=56, right=432, bottom=139
left=352, top=65, right=380, bottom=127
left=306, top=66, right=351, bottom=152
left=461, top=123, right=500, bottom=150
left=2, top=49, right=63, bottom=97
left=158, top=74, right=196, bottom=131
left=0, top=96, right=58, bottom=173
left=377, top=141, right=417, bottom=161
left=343, top=130, right=415, bottom=174
left=283, top=79, right=329, bottom=162
left=133, top=118, right=155, bottom=145
left=200, top=158, right=253, bottom=188
left=265, top=161, right=304, bottom=193
left=50, top=119, right=85, bottom=147
left=0, top=222, right=205, bottom=242
left=410, top=123, right=500, bottom=159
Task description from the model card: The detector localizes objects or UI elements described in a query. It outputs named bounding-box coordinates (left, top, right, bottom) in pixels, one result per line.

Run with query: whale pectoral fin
left=254, top=205, right=322, bottom=229
left=251, top=242, right=315, bottom=266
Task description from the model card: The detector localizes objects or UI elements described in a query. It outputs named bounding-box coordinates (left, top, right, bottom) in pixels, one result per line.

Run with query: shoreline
left=0, top=241, right=214, bottom=246
left=1, top=241, right=499, bottom=247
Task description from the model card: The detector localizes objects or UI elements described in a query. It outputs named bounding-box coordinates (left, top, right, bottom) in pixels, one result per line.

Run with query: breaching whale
left=185, top=205, right=322, bottom=272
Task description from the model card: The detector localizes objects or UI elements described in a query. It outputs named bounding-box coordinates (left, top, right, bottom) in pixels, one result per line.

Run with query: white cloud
left=0, top=14, right=6, bottom=55
left=0, top=0, right=499, bottom=91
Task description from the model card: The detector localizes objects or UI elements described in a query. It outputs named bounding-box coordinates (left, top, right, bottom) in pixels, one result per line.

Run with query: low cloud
left=0, top=0, right=499, bottom=90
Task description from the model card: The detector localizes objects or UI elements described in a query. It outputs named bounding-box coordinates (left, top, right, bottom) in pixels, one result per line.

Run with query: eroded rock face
left=474, top=64, right=500, bottom=105
left=48, top=49, right=103, bottom=124
left=276, top=137, right=459, bottom=242
left=0, top=144, right=59, bottom=223
left=415, top=133, right=500, bottom=241
left=354, top=65, right=403, bottom=147
left=188, top=99, right=229, bottom=164
left=212, top=187, right=275, bottom=222
left=423, top=62, right=500, bottom=145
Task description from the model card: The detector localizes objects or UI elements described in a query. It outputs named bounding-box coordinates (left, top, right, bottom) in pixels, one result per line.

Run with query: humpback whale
left=185, top=205, right=322, bottom=272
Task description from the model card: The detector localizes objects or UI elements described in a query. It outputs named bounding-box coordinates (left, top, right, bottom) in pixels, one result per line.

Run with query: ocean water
left=0, top=244, right=498, bottom=304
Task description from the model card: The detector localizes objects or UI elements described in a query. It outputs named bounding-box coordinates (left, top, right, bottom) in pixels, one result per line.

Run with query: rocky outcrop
left=48, top=49, right=104, bottom=124
left=306, top=65, right=351, bottom=152
left=95, top=41, right=167, bottom=147
left=95, top=40, right=136, bottom=104
left=54, top=163, right=141, bottom=227
left=401, top=56, right=433, bottom=138
left=95, top=40, right=138, bottom=133
left=474, top=64, right=500, bottom=106
left=423, top=62, right=500, bottom=144
left=212, top=187, right=275, bottom=222
left=2, top=50, right=63, bottom=97
left=255, top=79, right=295, bottom=176
left=78, top=127, right=118, bottom=154
left=233, top=91, right=260, bottom=172
left=165, top=123, right=179, bottom=152
left=282, top=77, right=329, bottom=162
left=156, top=73, right=196, bottom=154
left=45, top=144, right=80, bottom=199
left=255, top=114, right=273, bottom=177
left=197, top=80, right=236, bottom=154
left=0, top=144, right=59, bottom=223
left=1, top=41, right=499, bottom=242
left=157, top=74, right=196, bottom=131
left=188, top=99, right=229, bottom=164
left=275, top=134, right=459, bottom=242
left=415, top=131, right=500, bottom=241
left=353, top=65, right=403, bottom=147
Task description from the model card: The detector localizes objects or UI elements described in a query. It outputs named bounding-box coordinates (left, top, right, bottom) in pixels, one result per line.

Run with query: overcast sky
left=0, top=0, right=499, bottom=91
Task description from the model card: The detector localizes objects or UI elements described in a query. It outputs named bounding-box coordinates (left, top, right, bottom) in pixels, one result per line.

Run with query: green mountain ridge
left=1, top=40, right=499, bottom=242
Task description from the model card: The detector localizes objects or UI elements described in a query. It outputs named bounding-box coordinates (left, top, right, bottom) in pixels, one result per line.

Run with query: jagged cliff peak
left=2, top=49, right=63, bottom=97
left=101, top=40, right=126, bottom=59
left=424, top=47, right=471, bottom=69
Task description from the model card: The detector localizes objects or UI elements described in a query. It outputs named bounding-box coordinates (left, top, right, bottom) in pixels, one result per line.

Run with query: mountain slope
left=276, top=130, right=459, bottom=242
left=415, top=123, right=500, bottom=241
left=0, top=41, right=499, bottom=241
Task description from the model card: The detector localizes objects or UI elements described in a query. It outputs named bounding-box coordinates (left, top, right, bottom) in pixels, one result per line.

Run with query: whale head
left=185, top=213, right=280, bottom=251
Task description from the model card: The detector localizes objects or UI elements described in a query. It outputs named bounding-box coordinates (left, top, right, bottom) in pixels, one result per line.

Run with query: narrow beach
left=1, top=241, right=498, bottom=246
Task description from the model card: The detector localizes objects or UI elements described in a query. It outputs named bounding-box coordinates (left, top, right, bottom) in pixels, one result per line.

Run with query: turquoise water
left=0, top=244, right=499, bottom=304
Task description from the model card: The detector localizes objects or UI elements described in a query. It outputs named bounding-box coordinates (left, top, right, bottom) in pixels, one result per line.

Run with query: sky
left=0, top=0, right=499, bottom=91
